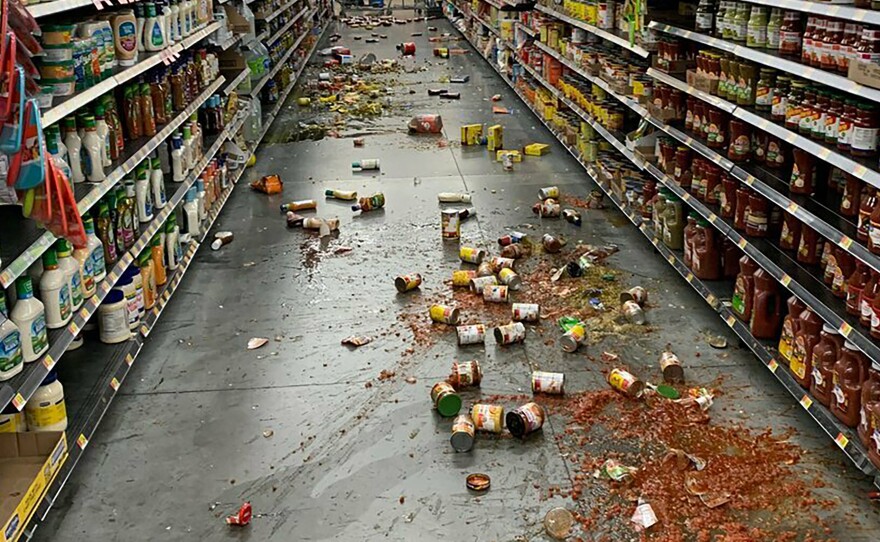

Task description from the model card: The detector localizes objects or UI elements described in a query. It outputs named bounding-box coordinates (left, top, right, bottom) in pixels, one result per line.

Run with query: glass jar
left=811, top=17, right=827, bottom=67
left=851, top=101, right=879, bottom=158
left=841, top=175, right=861, bottom=218
left=799, top=86, right=816, bottom=136
left=747, top=7, right=768, bottom=48
left=812, top=90, right=830, bottom=141
left=771, top=75, right=790, bottom=123
left=822, top=19, right=844, bottom=72
left=765, top=134, right=785, bottom=168
left=780, top=11, right=803, bottom=57
left=825, top=94, right=844, bottom=145
left=696, top=0, right=715, bottom=33
left=719, top=55, right=731, bottom=99
left=840, top=23, right=860, bottom=74
left=838, top=98, right=858, bottom=152
left=723, top=1, right=738, bottom=40
left=685, top=96, right=696, bottom=131
left=753, top=130, right=768, bottom=164
left=693, top=101, right=706, bottom=135
left=801, top=16, right=817, bottom=64
left=737, top=62, right=757, bottom=106
left=785, top=80, right=806, bottom=132
left=728, top=119, right=751, bottom=162
left=733, top=3, right=750, bottom=43
left=726, top=60, right=741, bottom=102
left=767, top=8, right=782, bottom=50
left=755, top=68, right=775, bottom=112
left=791, top=147, right=816, bottom=194
left=707, top=108, right=729, bottom=149
left=855, top=27, right=880, bottom=65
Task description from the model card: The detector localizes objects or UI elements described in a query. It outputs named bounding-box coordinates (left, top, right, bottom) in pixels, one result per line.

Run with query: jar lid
left=105, top=289, right=124, bottom=304
left=42, top=370, right=59, bottom=385
left=822, top=324, right=837, bottom=334
left=844, top=341, right=857, bottom=349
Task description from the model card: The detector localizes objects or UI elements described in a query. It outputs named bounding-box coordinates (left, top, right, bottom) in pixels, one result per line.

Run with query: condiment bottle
left=81, top=115, right=106, bottom=182
left=796, top=224, right=822, bottom=265
left=750, top=268, right=782, bottom=339
left=25, top=371, right=67, bottom=432
left=661, top=195, right=684, bottom=250
left=745, top=192, right=769, bottom=237
left=841, top=175, right=861, bottom=218
left=838, top=98, right=857, bottom=152
left=0, top=291, right=23, bottom=381
left=692, top=219, right=722, bottom=280
left=94, top=105, right=112, bottom=168
left=722, top=239, right=740, bottom=279
left=141, top=83, right=157, bottom=137
left=684, top=213, right=698, bottom=267
left=144, top=2, right=166, bottom=52
left=139, top=251, right=157, bottom=310
left=56, top=239, right=84, bottom=311
left=39, top=248, right=72, bottom=330
left=779, top=213, right=802, bottom=251
left=831, top=341, right=867, bottom=427
left=151, top=235, right=167, bottom=286
left=790, top=309, right=823, bottom=389
left=10, top=276, right=49, bottom=363
left=767, top=8, right=782, bottom=50
left=822, top=19, right=843, bottom=72
left=135, top=164, right=154, bottom=223
left=811, top=324, right=844, bottom=406
left=62, top=117, right=85, bottom=184
left=789, top=148, right=814, bottom=194
left=811, top=18, right=827, bottom=67
left=95, top=200, right=118, bottom=266
left=779, top=10, right=802, bottom=56
left=861, top=271, right=880, bottom=327
left=733, top=256, right=759, bottom=322
left=779, top=296, right=807, bottom=364
left=727, top=119, right=751, bottom=162
left=859, top=362, right=880, bottom=447
left=846, top=263, right=871, bottom=317
left=747, top=6, right=767, bottom=48
left=831, top=251, right=855, bottom=298
left=119, top=183, right=137, bottom=249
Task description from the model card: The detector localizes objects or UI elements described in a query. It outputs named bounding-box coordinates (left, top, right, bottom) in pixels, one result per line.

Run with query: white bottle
left=129, top=265, right=145, bottom=320
left=98, top=289, right=131, bottom=344
left=62, top=117, right=85, bottom=184
left=196, top=178, right=207, bottom=223
left=73, top=235, right=96, bottom=299
left=144, top=2, right=166, bottom=52
left=136, top=2, right=147, bottom=53
left=83, top=216, right=107, bottom=283
left=171, top=133, right=185, bottom=182
left=182, top=0, right=193, bottom=37
left=39, top=248, right=73, bottom=329
left=95, top=106, right=112, bottom=168
left=116, top=274, right=140, bottom=332
left=135, top=167, right=154, bottom=223
left=46, top=129, right=71, bottom=183
left=160, top=0, right=174, bottom=46
left=25, top=371, right=68, bottom=432
left=169, top=0, right=180, bottom=42
left=183, top=187, right=201, bottom=238
left=173, top=0, right=184, bottom=42
left=81, top=115, right=106, bottom=183
left=165, top=214, right=181, bottom=271
left=0, top=291, right=24, bottom=381
left=182, top=125, right=194, bottom=171
left=151, top=157, right=167, bottom=209
left=10, top=276, right=49, bottom=363
left=56, top=239, right=85, bottom=311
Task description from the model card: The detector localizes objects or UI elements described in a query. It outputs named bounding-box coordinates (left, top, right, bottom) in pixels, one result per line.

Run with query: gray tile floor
left=36, top=11, right=880, bottom=541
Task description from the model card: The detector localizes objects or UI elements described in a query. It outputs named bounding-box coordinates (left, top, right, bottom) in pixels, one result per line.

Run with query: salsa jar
left=780, top=213, right=802, bottom=250
left=728, top=119, right=752, bottom=162
left=841, top=175, right=861, bottom=218
left=755, top=68, right=775, bottom=113
left=851, top=101, right=879, bottom=158
left=707, top=109, right=729, bottom=149
left=825, top=94, right=844, bottom=145
left=779, top=10, right=803, bottom=56
left=764, top=134, right=785, bottom=169
left=790, top=147, right=816, bottom=195
left=838, top=98, right=858, bottom=152
left=785, top=80, right=806, bottom=132
left=720, top=173, right=738, bottom=218
left=771, top=75, right=790, bottom=123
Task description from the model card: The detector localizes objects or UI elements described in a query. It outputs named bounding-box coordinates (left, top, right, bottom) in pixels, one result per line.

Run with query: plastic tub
left=38, top=59, right=75, bottom=80
left=41, top=24, right=77, bottom=46
left=43, top=44, right=74, bottom=62
left=41, top=77, right=76, bottom=97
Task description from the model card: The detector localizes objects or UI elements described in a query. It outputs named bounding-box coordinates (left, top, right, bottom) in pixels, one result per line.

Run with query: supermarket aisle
left=37, top=12, right=880, bottom=542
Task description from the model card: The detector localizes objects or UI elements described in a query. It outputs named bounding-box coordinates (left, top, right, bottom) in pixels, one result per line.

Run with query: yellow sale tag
left=685, top=272, right=694, bottom=283
left=854, top=165, right=868, bottom=177
left=126, top=353, right=134, bottom=366
left=768, top=359, right=778, bottom=373
left=682, top=192, right=691, bottom=201
left=835, top=433, right=849, bottom=449
left=79, top=307, right=91, bottom=320
left=667, top=254, right=675, bottom=264
left=800, top=395, right=813, bottom=409
left=787, top=201, right=799, bottom=213
left=839, top=322, right=853, bottom=337
left=737, top=238, right=747, bottom=249
left=140, top=324, right=150, bottom=336
left=42, top=355, right=54, bottom=370
left=840, top=236, right=853, bottom=250
left=708, top=214, right=717, bottom=224
left=726, top=315, right=736, bottom=327
left=743, top=175, right=754, bottom=186
left=11, top=393, right=25, bottom=410
left=110, top=377, right=120, bottom=391
left=781, top=274, right=791, bottom=287
left=68, top=321, right=80, bottom=336
left=706, top=294, right=717, bottom=306
left=77, top=434, right=88, bottom=450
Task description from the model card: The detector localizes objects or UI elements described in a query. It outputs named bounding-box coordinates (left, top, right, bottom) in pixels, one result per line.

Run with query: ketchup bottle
left=790, top=309, right=823, bottom=389
left=779, top=213, right=802, bottom=250
left=859, top=362, right=880, bottom=448
left=779, top=296, right=807, bottom=365
left=831, top=342, right=867, bottom=428
left=750, top=268, right=783, bottom=339
left=861, top=271, right=880, bottom=327
left=732, top=256, right=759, bottom=322
left=846, top=262, right=870, bottom=315
left=811, top=324, right=844, bottom=407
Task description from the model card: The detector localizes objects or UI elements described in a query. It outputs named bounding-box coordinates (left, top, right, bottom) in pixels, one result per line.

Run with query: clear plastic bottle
left=171, top=133, right=186, bottom=182
left=56, top=239, right=85, bottom=310
left=182, top=186, right=201, bottom=239
left=196, top=178, right=207, bottom=224
left=0, top=291, right=24, bottom=381
left=10, top=276, right=48, bottom=363
left=72, top=232, right=96, bottom=298
left=239, top=0, right=256, bottom=43
left=39, top=248, right=72, bottom=330
left=165, top=214, right=182, bottom=271
left=25, top=371, right=68, bottom=432
left=182, top=125, right=194, bottom=171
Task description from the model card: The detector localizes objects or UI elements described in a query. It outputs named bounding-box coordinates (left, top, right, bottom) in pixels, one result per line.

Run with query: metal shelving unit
left=534, top=3, right=650, bottom=57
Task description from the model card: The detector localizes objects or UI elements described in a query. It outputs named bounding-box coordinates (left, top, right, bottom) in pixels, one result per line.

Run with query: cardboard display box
left=1, top=432, right=68, bottom=542
left=848, top=60, right=880, bottom=91
left=685, top=69, right=719, bottom=95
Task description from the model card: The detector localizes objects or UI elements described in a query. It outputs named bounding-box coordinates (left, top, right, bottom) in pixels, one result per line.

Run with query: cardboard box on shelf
left=848, top=60, right=880, bottom=91
left=685, top=69, right=719, bottom=95
left=0, top=432, right=68, bottom=542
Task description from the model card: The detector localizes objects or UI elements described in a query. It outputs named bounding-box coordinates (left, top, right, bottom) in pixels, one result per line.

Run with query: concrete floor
left=37, top=12, right=880, bottom=542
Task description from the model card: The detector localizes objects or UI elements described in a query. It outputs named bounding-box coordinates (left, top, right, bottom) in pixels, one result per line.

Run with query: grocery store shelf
left=450, top=11, right=880, bottom=490
left=42, top=22, right=220, bottom=127
left=222, top=66, right=252, bottom=95
left=0, top=76, right=226, bottom=416
left=483, top=0, right=503, bottom=9
left=218, top=32, right=243, bottom=51
left=647, top=67, right=735, bottom=113
left=515, top=21, right=536, bottom=37
left=27, top=0, right=93, bottom=17
left=648, top=21, right=880, bottom=104
left=534, top=3, right=649, bottom=57
left=257, top=0, right=301, bottom=22
left=249, top=13, right=316, bottom=97
left=265, top=6, right=309, bottom=45
left=743, top=0, right=880, bottom=26
left=0, top=76, right=225, bottom=290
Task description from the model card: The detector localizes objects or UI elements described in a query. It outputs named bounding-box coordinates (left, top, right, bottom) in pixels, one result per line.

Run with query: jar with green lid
left=723, top=1, right=738, bottom=40
left=733, top=2, right=749, bottom=43
left=798, top=86, right=817, bottom=136
left=737, top=62, right=757, bottom=106
left=785, top=80, right=807, bottom=131
left=766, top=8, right=782, bottom=50
left=726, top=60, right=741, bottom=102
left=771, top=75, right=790, bottom=122
left=755, top=68, right=775, bottom=112
left=747, top=6, right=767, bottom=48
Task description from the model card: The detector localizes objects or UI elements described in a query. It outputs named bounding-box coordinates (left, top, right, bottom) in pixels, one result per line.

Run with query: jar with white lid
left=99, top=289, right=131, bottom=344
left=25, top=371, right=67, bottom=432
left=115, top=274, right=140, bottom=332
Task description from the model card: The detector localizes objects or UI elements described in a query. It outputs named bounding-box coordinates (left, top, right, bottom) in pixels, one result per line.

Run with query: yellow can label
left=0, top=412, right=27, bottom=433
left=459, top=247, right=484, bottom=263
left=609, top=369, right=637, bottom=393
left=452, top=270, right=476, bottom=287
left=430, top=305, right=458, bottom=323
left=471, top=404, right=504, bottom=433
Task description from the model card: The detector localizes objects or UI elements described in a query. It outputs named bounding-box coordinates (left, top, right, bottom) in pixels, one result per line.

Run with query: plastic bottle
left=165, top=214, right=182, bottom=271
left=25, top=371, right=68, bottom=432
left=82, top=216, right=106, bottom=284
left=182, top=125, right=194, bottom=171
left=95, top=200, right=118, bottom=267
left=135, top=2, right=147, bottom=53
left=149, top=157, right=167, bottom=210
left=196, top=178, right=207, bottom=224
left=10, top=276, right=48, bottom=363
left=95, top=106, right=112, bottom=168
left=859, top=363, right=880, bottom=447
left=119, top=183, right=137, bottom=248
left=159, top=0, right=174, bottom=46
left=172, top=133, right=185, bottom=182
left=0, top=405, right=26, bottom=432
left=99, top=289, right=131, bottom=344
left=112, top=9, right=139, bottom=67
left=40, top=249, right=72, bottom=330
left=135, top=166, right=154, bottom=223
left=56, top=239, right=85, bottom=310
left=45, top=129, right=72, bottom=183
left=151, top=235, right=167, bottom=286
left=63, top=117, right=85, bottom=184
left=139, top=251, right=157, bottom=310
left=73, top=240, right=96, bottom=301
left=239, top=0, right=256, bottom=43
left=116, top=273, right=139, bottom=331
left=182, top=0, right=193, bottom=37
left=750, top=268, right=782, bottom=339
left=0, top=291, right=24, bottom=381
left=81, top=115, right=106, bottom=182
left=732, top=256, right=759, bottom=322
left=140, top=83, right=157, bottom=137
left=182, top=186, right=201, bottom=239
left=832, top=342, right=867, bottom=427
left=791, top=309, right=823, bottom=389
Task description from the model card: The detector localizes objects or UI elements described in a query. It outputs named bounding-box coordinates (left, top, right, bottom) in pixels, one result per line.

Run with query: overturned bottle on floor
left=408, top=114, right=443, bottom=134
left=280, top=199, right=318, bottom=212
left=325, top=189, right=358, bottom=201
left=533, top=199, right=561, bottom=218
left=352, top=159, right=380, bottom=171
left=567, top=244, right=621, bottom=277
left=352, top=193, right=385, bottom=212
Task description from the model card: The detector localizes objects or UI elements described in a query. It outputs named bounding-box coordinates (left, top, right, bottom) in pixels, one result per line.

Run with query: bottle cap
left=15, top=276, right=34, bottom=299
left=105, top=289, right=124, bottom=305
left=83, top=216, right=96, bottom=234
left=41, top=370, right=59, bottom=386
left=42, top=248, right=58, bottom=268
left=55, top=239, right=71, bottom=255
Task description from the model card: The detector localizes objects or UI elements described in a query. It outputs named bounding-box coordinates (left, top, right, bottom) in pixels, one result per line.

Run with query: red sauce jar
left=764, top=135, right=785, bottom=169
left=790, top=147, right=815, bottom=194
left=847, top=262, right=871, bottom=316
left=659, top=138, right=677, bottom=174
left=838, top=98, right=858, bottom=153
left=746, top=193, right=770, bottom=237
left=851, top=102, right=879, bottom=158
left=720, top=173, right=737, bottom=218
left=780, top=11, right=803, bottom=57
left=821, top=19, right=844, bottom=72
left=840, top=175, right=861, bottom=218
left=839, top=23, right=861, bottom=74
left=727, top=119, right=751, bottom=162
left=797, top=224, right=822, bottom=265
left=690, top=159, right=704, bottom=199
left=685, top=96, right=696, bottom=131
left=798, top=87, right=816, bottom=137
left=779, top=213, right=802, bottom=251
left=752, top=131, right=768, bottom=165
left=831, top=250, right=856, bottom=298
left=811, top=18, right=827, bottom=68
left=707, top=109, right=728, bottom=149
left=858, top=188, right=877, bottom=243
left=642, top=179, right=657, bottom=219
left=869, top=193, right=880, bottom=254
left=723, top=238, right=740, bottom=279
left=704, top=164, right=721, bottom=204
left=692, top=101, right=705, bottom=136
left=751, top=268, right=783, bottom=339
left=798, top=16, right=815, bottom=63
left=674, top=147, right=693, bottom=189
left=735, top=186, right=751, bottom=231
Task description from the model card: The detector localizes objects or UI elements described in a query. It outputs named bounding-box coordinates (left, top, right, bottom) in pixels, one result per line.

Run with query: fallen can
left=619, top=286, right=648, bottom=305
left=560, top=322, right=587, bottom=353
left=280, top=199, right=318, bottom=212
left=438, top=192, right=472, bottom=203
left=542, top=233, right=566, bottom=253
left=498, top=232, right=526, bottom=246
left=562, top=209, right=582, bottom=226
left=494, top=322, right=526, bottom=344
left=489, top=256, right=515, bottom=272
left=476, top=261, right=495, bottom=277
left=532, top=371, right=564, bottom=394
left=394, top=273, right=422, bottom=293
left=396, top=42, right=416, bottom=55
left=458, top=207, right=476, bottom=220
left=539, top=186, right=560, bottom=200
left=452, top=270, right=476, bottom=287
left=482, top=285, right=509, bottom=303
left=622, top=300, right=646, bottom=324
left=352, top=193, right=385, bottom=212
left=506, top=402, right=545, bottom=438
left=431, top=381, right=462, bottom=417
left=471, top=403, right=504, bottom=433
left=469, top=275, right=498, bottom=293
left=498, top=268, right=522, bottom=290
left=450, top=414, right=475, bottom=452
left=459, top=246, right=487, bottom=264
left=659, top=345, right=684, bottom=384
left=408, top=113, right=443, bottom=134
left=609, top=368, right=646, bottom=398
left=501, top=243, right=525, bottom=259
left=352, top=159, right=380, bottom=171
left=225, top=502, right=253, bottom=526
left=441, top=209, right=461, bottom=240
left=466, top=472, right=490, bottom=491
left=449, top=359, right=482, bottom=388
left=429, top=304, right=460, bottom=324
left=297, top=97, right=311, bottom=106
left=512, top=303, right=539, bottom=322
left=211, top=232, right=234, bottom=251
left=325, top=189, right=358, bottom=200
left=456, top=324, right=486, bottom=345
left=533, top=199, right=561, bottom=218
